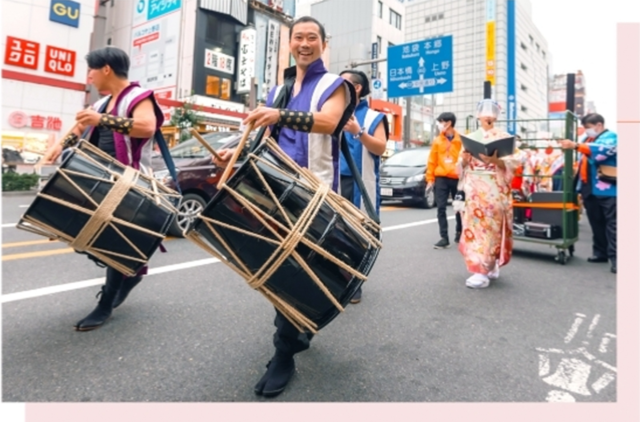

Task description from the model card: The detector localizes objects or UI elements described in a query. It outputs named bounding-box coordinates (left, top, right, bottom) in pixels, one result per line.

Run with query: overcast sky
left=516, top=1, right=638, bottom=131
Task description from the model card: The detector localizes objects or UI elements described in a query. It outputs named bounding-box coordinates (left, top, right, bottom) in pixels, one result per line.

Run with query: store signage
left=45, top=45, right=76, bottom=76
left=8, top=111, right=63, bottom=131
left=4, top=36, right=40, bottom=70
left=204, top=49, right=235, bottom=74
left=237, top=27, right=257, bottom=94
left=49, top=0, right=81, bottom=28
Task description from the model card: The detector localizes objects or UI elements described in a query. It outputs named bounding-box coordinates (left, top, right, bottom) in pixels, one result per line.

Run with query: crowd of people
left=39, top=14, right=617, bottom=399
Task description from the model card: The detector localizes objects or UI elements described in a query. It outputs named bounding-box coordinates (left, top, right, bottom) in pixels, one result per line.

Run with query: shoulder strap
left=248, top=78, right=295, bottom=153
left=154, top=130, right=181, bottom=194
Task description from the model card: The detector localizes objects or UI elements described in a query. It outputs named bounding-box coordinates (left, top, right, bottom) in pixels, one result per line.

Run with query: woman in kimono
left=457, top=99, right=522, bottom=288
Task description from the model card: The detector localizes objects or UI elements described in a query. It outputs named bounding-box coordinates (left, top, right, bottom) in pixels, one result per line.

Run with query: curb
left=2, top=190, right=38, bottom=197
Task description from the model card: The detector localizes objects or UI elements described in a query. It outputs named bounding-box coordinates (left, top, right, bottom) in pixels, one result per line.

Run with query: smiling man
left=214, top=16, right=356, bottom=398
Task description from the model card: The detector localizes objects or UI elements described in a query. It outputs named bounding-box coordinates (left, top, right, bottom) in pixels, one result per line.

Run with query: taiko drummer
left=42, top=47, right=165, bottom=331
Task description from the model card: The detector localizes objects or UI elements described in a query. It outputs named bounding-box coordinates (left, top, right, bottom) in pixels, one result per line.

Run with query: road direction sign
left=387, top=35, right=453, bottom=99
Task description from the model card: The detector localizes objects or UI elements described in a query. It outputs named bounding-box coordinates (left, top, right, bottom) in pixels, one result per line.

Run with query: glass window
left=221, top=78, right=231, bottom=100
left=378, top=0, right=383, bottom=18
left=206, top=75, right=220, bottom=96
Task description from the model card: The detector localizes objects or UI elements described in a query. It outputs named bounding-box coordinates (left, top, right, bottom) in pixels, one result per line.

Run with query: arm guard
left=277, top=109, right=314, bottom=132
left=99, top=114, right=134, bottom=134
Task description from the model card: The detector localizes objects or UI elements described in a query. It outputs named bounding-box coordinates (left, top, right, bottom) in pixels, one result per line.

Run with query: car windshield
left=383, top=148, right=430, bottom=167
left=167, top=132, right=240, bottom=159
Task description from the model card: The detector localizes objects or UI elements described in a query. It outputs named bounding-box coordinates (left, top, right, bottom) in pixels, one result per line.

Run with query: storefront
left=2, top=0, right=94, bottom=167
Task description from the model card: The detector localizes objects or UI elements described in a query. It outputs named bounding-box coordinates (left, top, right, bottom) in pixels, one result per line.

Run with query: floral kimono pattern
left=456, top=128, right=523, bottom=275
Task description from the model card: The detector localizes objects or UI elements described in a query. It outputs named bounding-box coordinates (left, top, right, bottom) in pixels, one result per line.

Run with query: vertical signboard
left=507, top=0, right=516, bottom=134
left=485, top=0, right=496, bottom=85
left=130, top=0, right=182, bottom=121
left=237, top=27, right=257, bottom=94
left=264, top=19, right=280, bottom=91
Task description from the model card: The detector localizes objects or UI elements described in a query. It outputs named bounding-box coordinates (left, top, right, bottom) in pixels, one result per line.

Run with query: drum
left=185, top=135, right=382, bottom=333
left=17, top=140, right=181, bottom=277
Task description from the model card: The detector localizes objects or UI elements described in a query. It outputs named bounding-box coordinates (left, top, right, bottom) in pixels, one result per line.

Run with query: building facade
left=404, top=0, right=549, bottom=140
left=2, top=0, right=96, bottom=162
left=94, top=0, right=296, bottom=136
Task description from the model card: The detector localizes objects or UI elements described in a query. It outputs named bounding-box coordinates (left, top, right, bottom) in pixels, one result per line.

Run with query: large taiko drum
left=184, top=133, right=382, bottom=334
left=17, top=140, right=181, bottom=276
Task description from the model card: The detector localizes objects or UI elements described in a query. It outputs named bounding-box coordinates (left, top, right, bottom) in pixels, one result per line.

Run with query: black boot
left=254, top=351, right=295, bottom=398
left=112, top=275, right=143, bottom=309
left=74, top=269, right=124, bottom=331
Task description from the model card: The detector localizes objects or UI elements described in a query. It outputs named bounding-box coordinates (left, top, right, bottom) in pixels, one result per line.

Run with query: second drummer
left=41, top=46, right=164, bottom=331
left=214, top=16, right=356, bottom=398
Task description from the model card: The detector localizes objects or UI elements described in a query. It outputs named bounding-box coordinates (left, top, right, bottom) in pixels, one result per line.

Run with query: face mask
left=436, top=122, right=445, bottom=132
left=585, top=128, right=598, bottom=138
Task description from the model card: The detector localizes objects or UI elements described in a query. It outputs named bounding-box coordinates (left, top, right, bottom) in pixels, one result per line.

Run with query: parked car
left=152, top=130, right=256, bottom=237
left=379, top=146, right=436, bottom=208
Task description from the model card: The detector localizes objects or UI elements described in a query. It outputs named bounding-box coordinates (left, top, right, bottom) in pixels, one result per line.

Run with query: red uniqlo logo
left=45, top=45, right=76, bottom=77
left=4, top=36, right=40, bottom=70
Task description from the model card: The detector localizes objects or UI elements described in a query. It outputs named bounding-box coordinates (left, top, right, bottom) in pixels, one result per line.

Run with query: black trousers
left=435, top=176, right=462, bottom=239
left=582, top=194, right=617, bottom=260
left=273, top=310, right=314, bottom=355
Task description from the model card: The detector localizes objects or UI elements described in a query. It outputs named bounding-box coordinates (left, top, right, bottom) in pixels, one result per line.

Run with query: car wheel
left=420, top=186, right=436, bottom=209
left=169, top=193, right=207, bottom=237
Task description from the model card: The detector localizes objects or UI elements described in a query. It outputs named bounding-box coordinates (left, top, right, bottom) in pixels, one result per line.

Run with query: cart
left=504, top=111, right=580, bottom=264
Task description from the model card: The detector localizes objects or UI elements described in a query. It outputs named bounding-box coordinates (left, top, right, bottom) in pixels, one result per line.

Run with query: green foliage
left=2, top=172, right=39, bottom=191
left=169, top=98, right=203, bottom=143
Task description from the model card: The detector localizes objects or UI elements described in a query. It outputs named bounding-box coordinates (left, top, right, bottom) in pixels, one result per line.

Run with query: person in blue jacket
left=559, top=113, right=617, bottom=273
left=338, top=69, right=389, bottom=303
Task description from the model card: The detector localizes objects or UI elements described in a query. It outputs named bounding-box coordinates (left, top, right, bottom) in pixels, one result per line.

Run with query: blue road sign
left=387, top=35, right=453, bottom=99
left=372, top=79, right=382, bottom=90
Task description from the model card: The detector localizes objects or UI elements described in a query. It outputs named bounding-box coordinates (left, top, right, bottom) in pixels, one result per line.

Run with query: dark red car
left=151, top=130, right=256, bottom=236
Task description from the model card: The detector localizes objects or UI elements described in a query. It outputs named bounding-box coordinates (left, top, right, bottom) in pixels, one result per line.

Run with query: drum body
left=185, top=138, right=382, bottom=332
left=17, top=140, right=180, bottom=276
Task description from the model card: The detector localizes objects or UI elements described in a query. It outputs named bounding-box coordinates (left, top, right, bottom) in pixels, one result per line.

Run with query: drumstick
left=190, top=128, right=222, bottom=161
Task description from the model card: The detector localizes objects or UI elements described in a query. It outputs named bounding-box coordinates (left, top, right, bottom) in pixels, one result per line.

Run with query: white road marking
left=598, top=333, right=616, bottom=353
left=1, top=258, right=220, bottom=304
left=564, top=313, right=586, bottom=343
left=18, top=205, right=29, bottom=208
left=585, top=314, right=600, bottom=339
left=538, top=354, right=551, bottom=377
left=541, top=357, right=592, bottom=396
left=2, top=223, right=17, bottom=228
left=591, top=372, right=616, bottom=394
left=1, top=216, right=449, bottom=303
left=546, top=390, right=576, bottom=402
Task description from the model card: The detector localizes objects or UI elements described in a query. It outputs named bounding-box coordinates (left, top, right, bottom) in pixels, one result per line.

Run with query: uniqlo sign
left=4, top=36, right=40, bottom=70
left=45, top=45, right=76, bottom=76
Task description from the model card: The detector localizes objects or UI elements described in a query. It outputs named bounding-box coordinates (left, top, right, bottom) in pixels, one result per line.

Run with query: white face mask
left=436, top=122, right=445, bottom=132
left=585, top=127, right=598, bottom=138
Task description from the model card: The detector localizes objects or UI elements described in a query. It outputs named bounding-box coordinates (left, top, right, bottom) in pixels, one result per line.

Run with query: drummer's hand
left=242, top=106, right=280, bottom=127
left=41, top=144, right=63, bottom=165
left=344, top=116, right=361, bottom=135
left=213, top=148, right=235, bottom=168
left=75, top=108, right=102, bottom=127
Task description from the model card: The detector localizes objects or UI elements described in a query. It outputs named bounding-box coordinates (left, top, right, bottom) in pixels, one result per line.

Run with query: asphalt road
left=2, top=193, right=616, bottom=402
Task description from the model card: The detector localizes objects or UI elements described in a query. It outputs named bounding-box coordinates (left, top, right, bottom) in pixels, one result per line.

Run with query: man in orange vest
left=427, top=112, right=463, bottom=248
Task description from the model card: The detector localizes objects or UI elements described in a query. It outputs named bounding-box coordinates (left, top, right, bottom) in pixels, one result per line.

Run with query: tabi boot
left=74, top=269, right=125, bottom=331
left=466, top=273, right=490, bottom=289
left=112, top=274, right=143, bottom=309
left=254, top=351, right=295, bottom=398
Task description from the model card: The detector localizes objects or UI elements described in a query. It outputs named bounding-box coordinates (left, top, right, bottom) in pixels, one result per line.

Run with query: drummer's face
left=87, top=66, right=107, bottom=90
left=290, top=23, right=325, bottom=68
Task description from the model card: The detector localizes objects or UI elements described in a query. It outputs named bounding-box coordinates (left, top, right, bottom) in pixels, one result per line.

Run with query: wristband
left=353, top=127, right=365, bottom=139
left=61, top=133, right=79, bottom=149
left=99, top=114, right=134, bottom=134
left=277, top=109, right=314, bottom=132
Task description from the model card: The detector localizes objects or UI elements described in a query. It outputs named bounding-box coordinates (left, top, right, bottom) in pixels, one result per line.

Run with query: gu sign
left=237, top=28, right=257, bottom=94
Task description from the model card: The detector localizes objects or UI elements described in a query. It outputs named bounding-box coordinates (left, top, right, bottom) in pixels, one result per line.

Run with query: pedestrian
left=213, top=16, right=356, bottom=398
left=558, top=113, right=617, bottom=273
left=457, top=99, right=522, bottom=288
left=427, top=112, right=463, bottom=248
left=41, top=46, right=165, bottom=330
left=338, top=69, right=389, bottom=304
